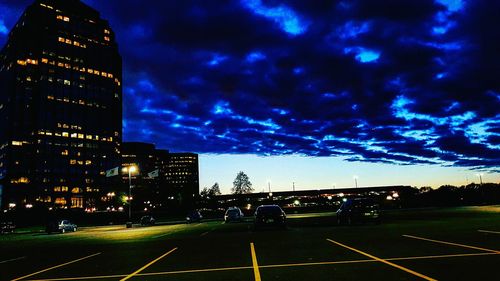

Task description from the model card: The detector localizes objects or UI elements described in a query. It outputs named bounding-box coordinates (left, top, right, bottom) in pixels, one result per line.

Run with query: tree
left=232, top=171, right=253, bottom=194
left=200, top=187, right=210, bottom=199
left=200, top=183, right=221, bottom=199
left=210, top=182, right=221, bottom=196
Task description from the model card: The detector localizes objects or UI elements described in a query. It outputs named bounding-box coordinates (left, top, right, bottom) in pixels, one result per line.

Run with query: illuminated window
left=11, top=141, right=23, bottom=146
left=17, top=60, right=27, bottom=66
left=85, top=160, right=92, bottom=165
left=77, top=133, right=84, bottom=139
left=63, top=17, right=70, bottom=22
left=108, top=73, right=113, bottom=78
left=41, top=58, right=48, bottom=64
left=58, top=37, right=65, bottom=43
left=65, top=39, right=72, bottom=44
left=27, top=59, right=38, bottom=65
left=56, top=15, right=63, bottom=20
left=71, top=188, right=82, bottom=194
left=101, top=72, right=107, bottom=77
left=86, top=135, right=92, bottom=140
left=10, top=177, right=30, bottom=184
left=61, top=150, right=68, bottom=156
left=57, top=62, right=64, bottom=67
left=71, top=197, right=83, bottom=208
left=62, top=132, right=69, bottom=137
left=104, top=29, right=110, bottom=34
left=73, top=41, right=80, bottom=47
left=104, top=36, right=110, bottom=41
left=64, top=80, right=71, bottom=86
left=70, top=159, right=76, bottom=165
left=71, top=133, right=77, bottom=138
left=55, top=198, right=67, bottom=205
left=87, top=68, right=93, bottom=74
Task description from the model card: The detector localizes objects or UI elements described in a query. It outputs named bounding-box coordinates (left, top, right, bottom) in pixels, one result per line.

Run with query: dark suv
left=186, top=210, right=202, bottom=224
left=254, top=205, right=286, bottom=229
left=140, top=215, right=155, bottom=226
left=336, top=198, right=380, bottom=225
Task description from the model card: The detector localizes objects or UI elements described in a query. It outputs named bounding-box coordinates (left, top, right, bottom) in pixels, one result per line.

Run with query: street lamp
left=122, top=165, right=138, bottom=226
left=353, top=175, right=358, bottom=188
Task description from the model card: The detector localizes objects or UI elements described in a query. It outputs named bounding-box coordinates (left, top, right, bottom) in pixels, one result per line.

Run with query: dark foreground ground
left=1, top=206, right=499, bottom=281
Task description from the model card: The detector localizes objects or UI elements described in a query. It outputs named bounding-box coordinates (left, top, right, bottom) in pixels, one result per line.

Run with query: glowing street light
left=122, top=165, right=138, bottom=225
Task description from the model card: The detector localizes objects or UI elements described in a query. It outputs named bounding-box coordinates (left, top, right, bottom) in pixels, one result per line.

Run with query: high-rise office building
left=0, top=0, right=122, bottom=210
left=121, top=143, right=199, bottom=212
left=166, top=153, right=199, bottom=209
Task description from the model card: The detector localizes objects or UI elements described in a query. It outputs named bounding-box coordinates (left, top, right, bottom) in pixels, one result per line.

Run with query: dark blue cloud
left=1, top=0, right=499, bottom=170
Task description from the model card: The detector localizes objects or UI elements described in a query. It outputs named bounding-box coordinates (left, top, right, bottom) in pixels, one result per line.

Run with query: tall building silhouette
left=121, top=142, right=199, bottom=212
left=166, top=153, right=199, bottom=209
left=0, top=0, right=122, bottom=210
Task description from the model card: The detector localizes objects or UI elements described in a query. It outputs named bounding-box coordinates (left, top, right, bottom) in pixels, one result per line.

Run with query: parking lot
left=1, top=206, right=499, bottom=281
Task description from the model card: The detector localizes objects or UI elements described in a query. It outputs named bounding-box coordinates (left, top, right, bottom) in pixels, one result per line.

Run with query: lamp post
left=122, top=165, right=138, bottom=226
left=353, top=176, right=358, bottom=188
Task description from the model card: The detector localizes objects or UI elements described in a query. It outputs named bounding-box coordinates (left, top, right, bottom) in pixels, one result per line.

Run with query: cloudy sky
left=1, top=0, right=499, bottom=192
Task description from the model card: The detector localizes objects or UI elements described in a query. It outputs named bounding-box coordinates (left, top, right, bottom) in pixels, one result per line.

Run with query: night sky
left=1, top=0, right=499, bottom=191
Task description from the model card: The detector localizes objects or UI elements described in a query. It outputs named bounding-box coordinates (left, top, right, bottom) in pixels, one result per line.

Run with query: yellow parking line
left=260, top=259, right=375, bottom=269
left=24, top=252, right=500, bottom=281
left=327, top=239, right=437, bottom=281
left=11, top=253, right=101, bottom=281
left=25, top=266, right=252, bottom=281
left=0, top=256, right=26, bottom=264
left=388, top=252, right=498, bottom=261
left=139, top=265, right=252, bottom=276
left=403, top=235, right=500, bottom=253
left=120, top=247, right=177, bottom=281
left=250, top=243, right=262, bottom=281
left=478, top=230, right=500, bottom=235
left=26, top=274, right=126, bottom=281
left=260, top=252, right=499, bottom=269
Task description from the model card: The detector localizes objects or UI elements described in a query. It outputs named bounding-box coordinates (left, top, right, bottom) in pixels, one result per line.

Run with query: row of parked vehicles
left=221, top=197, right=380, bottom=228
left=2, top=198, right=379, bottom=235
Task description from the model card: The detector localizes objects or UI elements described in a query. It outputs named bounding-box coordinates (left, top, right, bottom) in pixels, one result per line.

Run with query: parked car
left=254, top=205, right=286, bottom=229
left=224, top=207, right=244, bottom=223
left=0, top=221, right=15, bottom=234
left=140, top=215, right=155, bottom=226
left=186, top=210, right=202, bottom=223
left=46, top=220, right=77, bottom=234
left=336, top=198, right=380, bottom=225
